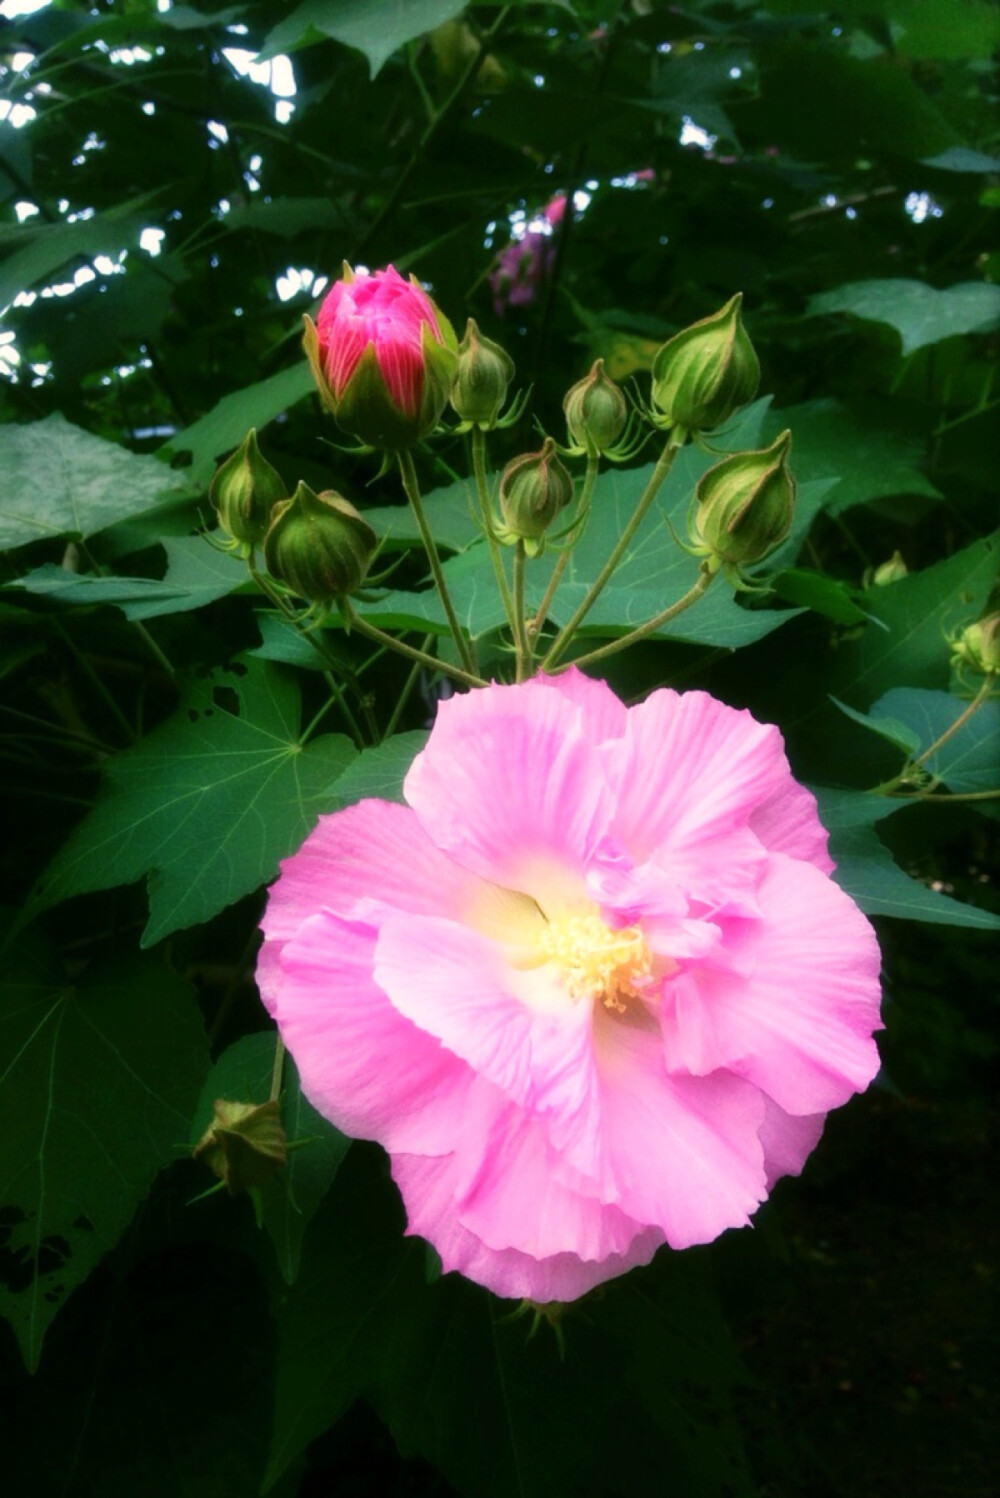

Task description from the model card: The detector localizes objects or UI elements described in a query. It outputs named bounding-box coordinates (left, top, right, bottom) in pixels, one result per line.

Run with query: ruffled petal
left=392, top=1150, right=663, bottom=1302
left=262, top=800, right=500, bottom=942
left=595, top=1007, right=768, bottom=1247
left=758, top=1099, right=826, bottom=1189
left=669, top=854, right=882, bottom=1115
left=445, top=1083, right=644, bottom=1261
left=607, top=689, right=793, bottom=865
left=268, top=910, right=475, bottom=1154
left=403, top=679, right=614, bottom=906
left=535, top=666, right=629, bottom=744
left=374, top=911, right=605, bottom=1180
left=750, top=781, right=833, bottom=873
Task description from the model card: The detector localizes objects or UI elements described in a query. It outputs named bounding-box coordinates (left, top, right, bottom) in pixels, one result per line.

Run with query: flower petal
left=403, top=679, right=614, bottom=905
left=670, top=854, right=882, bottom=1115
left=758, top=1099, right=826, bottom=1189
left=536, top=666, right=629, bottom=744
left=608, top=689, right=794, bottom=864
left=374, top=911, right=605, bottom=1180
left=595, top=1008, right=768, bottom=1247
left=392, top=1149, right=662, bottom=1302
left=269, top=910, right=474, bottom=1154
left=262, top=800, right=499, bottom=941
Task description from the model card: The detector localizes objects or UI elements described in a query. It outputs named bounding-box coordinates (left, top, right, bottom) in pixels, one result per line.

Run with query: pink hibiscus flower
left=257, top=672, right=882, bottom=1303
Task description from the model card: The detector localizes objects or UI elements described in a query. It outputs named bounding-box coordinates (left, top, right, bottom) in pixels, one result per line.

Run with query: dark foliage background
left=1, top=1, right=997, bottom=1494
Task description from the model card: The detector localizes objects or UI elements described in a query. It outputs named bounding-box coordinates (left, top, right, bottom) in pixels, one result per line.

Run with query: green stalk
left=346, top=604, right=487, bottom=689
left=558, top=567, right=714, bottom=673
left=398, top=449, right=478, bottom=676
left=249, top=564, right=367, bottom=750
left=529, top=450, right=600, bottom=642
left=472, top=426, right=517, bottom=635
left=512, top=542, right=531, bottom=681
left=538, top=433, right=684, bottom=672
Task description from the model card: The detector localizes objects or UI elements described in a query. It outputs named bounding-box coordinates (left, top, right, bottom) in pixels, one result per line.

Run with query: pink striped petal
left=374, top=911, right=605, bottom=1180
left=595, top=1007, right=768, bottom=1247
left=404, top=679, right=614, bottom=906
left=270, top=910, right=474, bottom=1154
left=392, top=1149, right=663, bottom=1302
left=670, top=854, right=882, bottom=1115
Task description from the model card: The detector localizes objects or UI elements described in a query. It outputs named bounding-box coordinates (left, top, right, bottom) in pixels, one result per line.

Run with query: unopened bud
left=563, top=359, right=628, bottom=455
left=651, top=293, right=759, bottom=432
left=691, top=430, right=795, bottom=571
left=450, top=318, right=515, bottom=428
left=871, top=550, right=908, bottom=586
left=498, top=437, right=574, bottom=544
left=209, top=429, right=286, bottom=551
left=951, top=612, right=1000, bottom=676
left=193, top=1098, right=287, bottom=1195
left=264, top=482, right=377, bottom=604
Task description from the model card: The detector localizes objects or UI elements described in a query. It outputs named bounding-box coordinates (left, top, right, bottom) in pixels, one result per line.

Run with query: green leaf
left=161, top=364, right=314, bottom=487
left=223, top=196, right=356, bottom=239
left=829, top=695, right=921, bottom=754
left=265, top=1149, right=757, bottom=1496
left=872, top=687, right=1000, bottom=794
left=0, top=921, right=209, bottom=1370
left=29, top=659, right=358, bottom=947
left=0, top=215, right=147, bottom=313
left=761, top=398, right=941, bottom=515
left=326, top=729, right=429, bottom=802
left=362, top=404, right=824, bottom=651
left=808, top=280, right=1000, bottom=357
left=7, top=538, right=249, bottom=620
left=887, top=0, right=1000, bottom=61
left=815, top=788, right=1000, bottom=928
left=0, top=414, right=191, bottom=551
left=831, top=531, right=1000, bottom=705
left=190, top=1034, right=350, bottom=1284
left=261, top=0, right=468, bottom=75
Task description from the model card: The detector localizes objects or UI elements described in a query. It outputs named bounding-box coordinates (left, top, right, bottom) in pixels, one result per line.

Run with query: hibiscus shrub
left=1, top=2, right=998, bottom=1497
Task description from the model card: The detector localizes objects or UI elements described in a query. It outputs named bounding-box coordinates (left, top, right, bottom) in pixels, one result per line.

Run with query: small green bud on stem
left=208, top=429, right=286, bottom=552
left=450, top=318, right=515, bottom=428
left=651, top=293, right=759, bottom=433
left=690, top=430, right=796, bottom=572
left=264, top=481, right=377, bottom=605
left=498, top=437, right=574, bottom=547
left=563, top=359, right=628, bottom=455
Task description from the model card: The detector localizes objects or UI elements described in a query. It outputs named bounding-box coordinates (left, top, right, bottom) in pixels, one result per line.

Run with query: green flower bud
left=208, top=429, right=286, bottom=551
left=193, top=1098, right=287, bottom=1195
left=450, top=318, right=516, bottom=428
left=651, top=293, right=760, bottom=432
left=870, top=550, right=908, bottom=587
left=691, top=430, right=795, bottom=571
left=264, top=482, right=377, bottom=604
left=951, top=612, right=1000, bottom=676
left=563, top=359, right=628, bottom=455
left=498, top=437, right=574, bottom=543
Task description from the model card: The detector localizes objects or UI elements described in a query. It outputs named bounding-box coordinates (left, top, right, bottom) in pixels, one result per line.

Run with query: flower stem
left=269, top=1036, right=285, bottom=1103
left=398, top=449, right=478, bottom=676
left=869, top=674, right=994, bottom=796
left=381, top=634, right=435, bottom=741
left=346, top=604, right=487, bottom=689
left=512, top=542, right=531, bottom=681
left=529, top=451, right=599, bottom=640
left=538, top=433, right=684, bottom=672
left=472, top=425, right=517, bottom=635
left=249, top=564, right=367, bottom=749
left=555, top=567, right=714, bottom=673
left=911, top=675, right=993, bottom=769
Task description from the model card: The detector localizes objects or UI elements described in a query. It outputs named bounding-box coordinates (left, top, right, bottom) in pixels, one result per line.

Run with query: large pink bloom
left=258, top=673, right=882, bottom=1302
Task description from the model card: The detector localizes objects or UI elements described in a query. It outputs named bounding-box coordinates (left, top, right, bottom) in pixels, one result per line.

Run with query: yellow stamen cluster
left=538, top=911, right=652, bottom=1012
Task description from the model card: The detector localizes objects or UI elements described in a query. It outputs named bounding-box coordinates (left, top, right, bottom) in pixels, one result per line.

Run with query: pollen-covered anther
left=538, top=911, right=653, bottom=1010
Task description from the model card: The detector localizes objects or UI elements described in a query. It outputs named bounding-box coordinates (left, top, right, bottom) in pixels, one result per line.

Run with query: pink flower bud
left=304, top=264, right=457, bottom=449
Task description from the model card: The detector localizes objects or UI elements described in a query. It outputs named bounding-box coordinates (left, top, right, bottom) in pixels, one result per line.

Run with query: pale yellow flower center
left=536, top=910, right=652, bottom=1012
